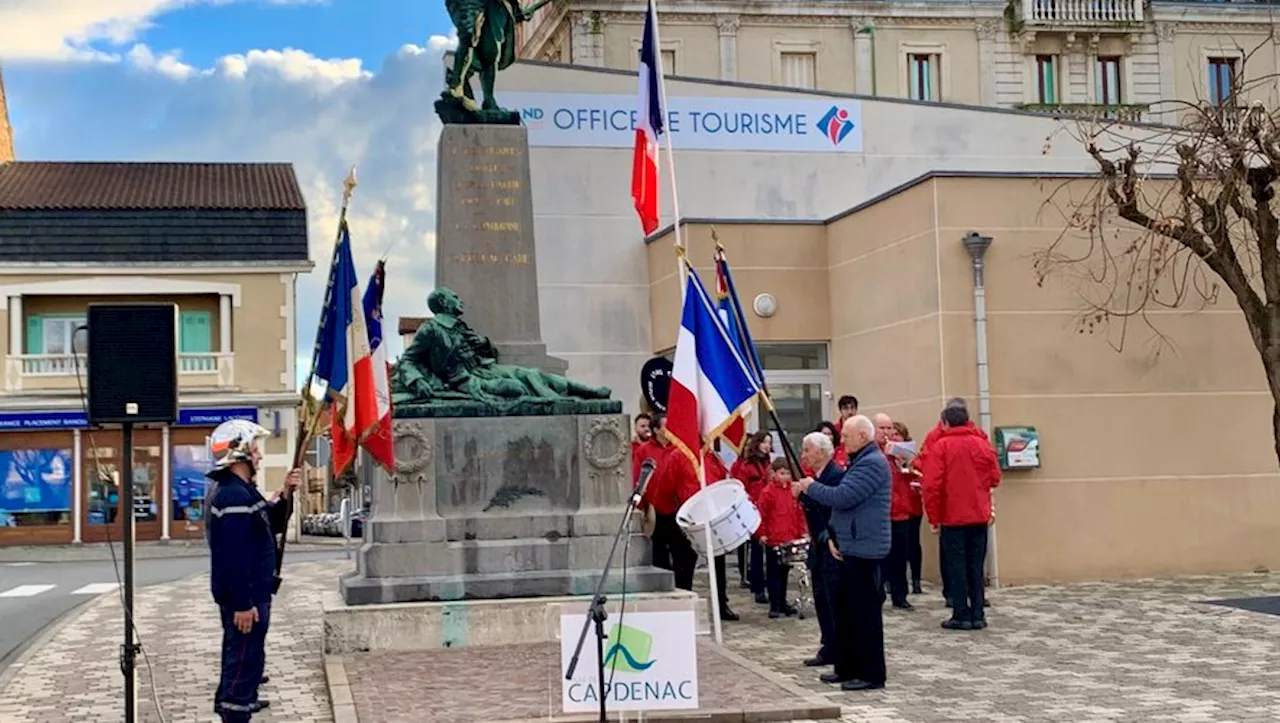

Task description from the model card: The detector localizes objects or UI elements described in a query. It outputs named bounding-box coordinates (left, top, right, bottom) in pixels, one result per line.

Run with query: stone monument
left=336, top=0, right=678, bottom=606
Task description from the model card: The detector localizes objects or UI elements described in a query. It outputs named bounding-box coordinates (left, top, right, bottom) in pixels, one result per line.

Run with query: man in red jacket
left=920, top=404, right=1001, bottom=631
left=913, top=397, right=987, bottom=607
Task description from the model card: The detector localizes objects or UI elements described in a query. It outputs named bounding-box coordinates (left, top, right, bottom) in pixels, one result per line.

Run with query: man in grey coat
left=794, top=414, right=890, bottom=691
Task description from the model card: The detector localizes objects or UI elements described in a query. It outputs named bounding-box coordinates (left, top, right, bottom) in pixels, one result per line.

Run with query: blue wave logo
left=603, top=624, right=655, bottom=673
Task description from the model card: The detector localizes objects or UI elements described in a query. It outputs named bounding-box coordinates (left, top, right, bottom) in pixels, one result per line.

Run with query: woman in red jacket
left=731, top=431, right=772, bottom=602
left=893, top=422, right=924, bottom=595
left=883, top=423, right=923, bottom=609
left=756, top=458, right=808, bottom=617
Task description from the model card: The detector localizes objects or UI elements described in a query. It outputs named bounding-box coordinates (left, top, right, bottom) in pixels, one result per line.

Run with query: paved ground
left=711, top=570, right=1280, bottom=722
left=0, top=536, right=346, bottom=564
left=0, top=558, right=351, bottom=723
left=0, top=550, right=345, bottom=676
left=6, top=559, right=1280, bottom=722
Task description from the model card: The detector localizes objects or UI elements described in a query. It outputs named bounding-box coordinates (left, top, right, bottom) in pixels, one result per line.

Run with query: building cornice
left=594, top=7, right=1005, bottom=24
left=0, top=390, right=302, bottom=412
left=0, top=261, right=313, bottom=275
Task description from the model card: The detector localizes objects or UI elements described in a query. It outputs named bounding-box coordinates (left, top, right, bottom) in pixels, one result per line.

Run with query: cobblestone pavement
left=708, top=570, right=1280, bottom=722
left=0, top=560, right=350, bottom=723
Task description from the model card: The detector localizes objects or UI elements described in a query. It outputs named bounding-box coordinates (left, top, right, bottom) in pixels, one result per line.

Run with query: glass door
left=82, top=429, right=165, bottom=543
left=751, top=372, right=831, bottom=460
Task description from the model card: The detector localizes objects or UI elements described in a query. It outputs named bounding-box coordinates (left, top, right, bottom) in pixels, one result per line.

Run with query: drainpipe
left=962, top=231, right=998, bottom=588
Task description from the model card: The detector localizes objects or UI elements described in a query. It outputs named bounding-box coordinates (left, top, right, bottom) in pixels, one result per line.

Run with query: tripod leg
left=595, top=615, right=607, bottom=723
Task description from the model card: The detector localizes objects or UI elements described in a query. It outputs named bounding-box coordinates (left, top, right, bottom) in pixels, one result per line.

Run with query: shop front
left=0, top=406, right=263, bottom=546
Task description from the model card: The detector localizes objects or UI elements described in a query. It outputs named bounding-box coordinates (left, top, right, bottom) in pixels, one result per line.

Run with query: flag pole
left=698, top=455, right=724, bottom=645
left=294, top=166, right=359, bottom=468
left=650, top=0, right=687, bottom=292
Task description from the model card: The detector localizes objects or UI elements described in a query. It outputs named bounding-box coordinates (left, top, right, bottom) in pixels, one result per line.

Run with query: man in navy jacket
left=798, top=430, right=846, bottom=669
left=794, top=415, right=891, bottom=691
left=205, top=419, right=300, bottom=721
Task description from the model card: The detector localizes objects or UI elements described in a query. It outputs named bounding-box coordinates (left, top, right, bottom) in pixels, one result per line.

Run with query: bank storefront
left=0, top=404, right=284, bottom=546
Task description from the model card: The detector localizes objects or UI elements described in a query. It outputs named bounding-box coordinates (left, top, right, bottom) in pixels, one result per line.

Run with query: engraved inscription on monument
left=435, top=123, right=567, bottom=375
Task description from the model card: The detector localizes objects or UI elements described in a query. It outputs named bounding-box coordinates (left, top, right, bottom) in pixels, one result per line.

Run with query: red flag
left=631, top=0, right=666, bottom=234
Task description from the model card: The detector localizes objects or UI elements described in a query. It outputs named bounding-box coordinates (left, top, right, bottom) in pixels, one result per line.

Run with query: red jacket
left=920, top=425, right=1001, bottom=527
left=642, top=447, right=727, bottom=516
left=886, top=448, right=923, bottom=521
left=913, top=421, right=988, bottom=475
left=833, top=444, right=849, bottom=469
left=730, top=457, right=769, bottom=502
left=633, top=439, right=666, bottom=488
left=755, top=480, right=809, bottom=544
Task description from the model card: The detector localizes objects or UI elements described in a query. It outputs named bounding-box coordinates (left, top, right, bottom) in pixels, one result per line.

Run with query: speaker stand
left=119, top=422, right=140, bottom=723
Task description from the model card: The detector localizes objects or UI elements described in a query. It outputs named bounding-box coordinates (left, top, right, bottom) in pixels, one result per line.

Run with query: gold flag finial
left=342, top=166, right=358, bottom=203
left=711, top=225, right=725, bottom=253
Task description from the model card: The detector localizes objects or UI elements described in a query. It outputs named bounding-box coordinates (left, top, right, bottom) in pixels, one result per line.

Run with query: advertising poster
left=172, top=444, right=211, bottom=522
left=0, top=448, right=74, bottom=514
left=560, top=610, right=698, bottom=712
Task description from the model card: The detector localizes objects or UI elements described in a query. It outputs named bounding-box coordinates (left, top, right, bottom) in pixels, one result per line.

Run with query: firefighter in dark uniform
left=205, top=419, right=300, bottom=721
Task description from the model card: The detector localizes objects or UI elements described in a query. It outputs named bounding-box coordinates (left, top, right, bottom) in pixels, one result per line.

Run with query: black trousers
left=713, top=553, right=730, bottom=607
left=883, top=520, right=913, bottom=605
left=807, top=542, right=840, bottom=659
left=941, top=525, right=989, bottom=623
left=737, top=544, right=748, bottom=582
left=764, top=546, right=791, bottom=612
left=833, top=555, right=886, bottom=686
left=215, top=601, right=271, bottom=722
left=652, top=514, right=697, bottom=590
left=748, top=539, right=766, bottom=594
left=905, top=516, right=923, bottom=586
left=938, top=534, right=951, bottom=603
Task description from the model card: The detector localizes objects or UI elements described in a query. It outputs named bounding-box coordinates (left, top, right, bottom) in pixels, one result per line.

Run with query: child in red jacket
left=757, top=458, right=809, bottom=618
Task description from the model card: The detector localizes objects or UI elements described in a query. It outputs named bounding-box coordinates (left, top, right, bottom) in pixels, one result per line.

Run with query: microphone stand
left=565, top=461, right=656, bottom=723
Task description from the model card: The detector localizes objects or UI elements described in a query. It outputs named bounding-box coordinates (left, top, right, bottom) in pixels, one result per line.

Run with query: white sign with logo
left=506, top=92, right=863, bottom=153
left=560, top=609, right=699, bottom=712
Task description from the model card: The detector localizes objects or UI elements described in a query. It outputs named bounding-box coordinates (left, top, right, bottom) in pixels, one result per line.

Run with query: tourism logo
left=603, top=623, right=655, bottom=673
left=817, top=106, right=856, bottom=147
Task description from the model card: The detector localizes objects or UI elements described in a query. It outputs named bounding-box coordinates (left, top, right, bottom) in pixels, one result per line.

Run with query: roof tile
left=0, top=162, right=306, bottom=211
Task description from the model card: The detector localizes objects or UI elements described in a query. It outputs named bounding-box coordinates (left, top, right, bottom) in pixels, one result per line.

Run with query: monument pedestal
left=338, top=414, right=675, bottom=606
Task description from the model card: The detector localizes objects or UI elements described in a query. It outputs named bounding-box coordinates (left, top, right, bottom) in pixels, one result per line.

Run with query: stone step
left=340, top=565, right=676, bottom=605
left=358, top=534, right=652, bottom=579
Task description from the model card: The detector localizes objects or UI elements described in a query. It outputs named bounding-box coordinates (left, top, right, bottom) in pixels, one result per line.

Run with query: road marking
left=0, top=584, right=55, bottom=598
left=3, top=562, right=36, bottom=567
left=71, top=583, right=119, bottom=596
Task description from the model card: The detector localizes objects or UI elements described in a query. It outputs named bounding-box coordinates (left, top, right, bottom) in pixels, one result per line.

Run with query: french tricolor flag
left=665, top=264, right=762, bottom=469
left=631, top=0, right=666, bottom=235
left=313, top=221, right=380, bottom=477
left=360, top=259, right=394, bottom=473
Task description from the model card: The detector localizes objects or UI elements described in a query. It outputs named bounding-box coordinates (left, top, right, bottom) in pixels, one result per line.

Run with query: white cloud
left=0, top=0, right=326, bottom=61
left=7, top=34, right=461, bottom=385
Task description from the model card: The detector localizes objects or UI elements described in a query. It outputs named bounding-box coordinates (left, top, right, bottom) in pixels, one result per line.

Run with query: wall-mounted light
left=752, top=293, right=778, bottom=318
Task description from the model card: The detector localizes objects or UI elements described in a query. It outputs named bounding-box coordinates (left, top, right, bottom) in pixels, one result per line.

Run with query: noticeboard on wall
left=994, top=426, right=1040, bottom=471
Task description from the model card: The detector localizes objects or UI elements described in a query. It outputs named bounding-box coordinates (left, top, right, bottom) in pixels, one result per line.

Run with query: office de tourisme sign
left=507, top=92, right=864, bottom=153
left=559, top=609, right=699, bottom=713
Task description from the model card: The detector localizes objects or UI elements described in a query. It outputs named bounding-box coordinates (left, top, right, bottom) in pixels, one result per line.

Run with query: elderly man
left=797, top=431, right=846, bottom=668
left=794, top=415, right=890, bottom=691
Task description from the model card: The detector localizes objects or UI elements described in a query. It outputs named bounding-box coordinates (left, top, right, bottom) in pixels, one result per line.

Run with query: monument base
left=392, top=398, right=620, bottom=419
left=343, top=413, right=673, bottom=605
left=323, top=588, right=706, bottom=654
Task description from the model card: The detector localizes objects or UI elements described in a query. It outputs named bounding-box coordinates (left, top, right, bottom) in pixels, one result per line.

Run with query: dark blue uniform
left=801, top=460, right=845, bottom=664
left=207, top=473, right=288, bottom=722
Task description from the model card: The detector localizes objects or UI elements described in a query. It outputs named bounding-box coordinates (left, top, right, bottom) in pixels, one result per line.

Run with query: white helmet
left=207, top=419, right=270, bottom=477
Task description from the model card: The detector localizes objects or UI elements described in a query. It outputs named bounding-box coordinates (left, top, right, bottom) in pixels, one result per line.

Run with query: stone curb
left=0, top=595, right=97, bottom=696
left=710, top=642, right=843, bottom=720
left=0, top=540, right=341, bottom=563
left=324, top=654, right=360, bottom=723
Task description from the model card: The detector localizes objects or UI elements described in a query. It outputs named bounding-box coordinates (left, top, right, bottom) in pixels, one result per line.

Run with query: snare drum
left=676, top=479, right=761, bottom=558
left=778, top=537, right=811, bottom=566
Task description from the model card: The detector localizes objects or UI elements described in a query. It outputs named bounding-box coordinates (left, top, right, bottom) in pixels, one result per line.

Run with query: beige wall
left=644, top=174, right=1280, bottom=584
left=646, top=223, right=830, bottom=352
left=0, top=272, right=290, bottom=394
left=873, top=27, right=982, bottom=104
left=1172, top=30, right=1279, bottom=108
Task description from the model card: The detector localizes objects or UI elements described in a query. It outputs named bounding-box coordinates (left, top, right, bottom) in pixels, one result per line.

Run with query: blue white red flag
left=360, top=259, right=394, bottom=473
left=713, top=254, right=752, bottom=451
left=312, top=221, right=378, bottom=476
left=666, top=264, right=762, bottom=469
left=631, top=0, right=666, bottom=235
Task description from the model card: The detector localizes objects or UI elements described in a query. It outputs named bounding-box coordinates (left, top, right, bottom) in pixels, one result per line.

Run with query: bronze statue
left=440, top=0, right=554, bottom=123
left=392, top=287, right=613, bottom=411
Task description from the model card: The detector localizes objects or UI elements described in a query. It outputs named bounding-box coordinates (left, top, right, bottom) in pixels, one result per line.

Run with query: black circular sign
left=640, top=356, right=673, bottom=413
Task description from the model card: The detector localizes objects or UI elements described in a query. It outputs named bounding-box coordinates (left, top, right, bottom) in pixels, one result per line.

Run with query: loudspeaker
left=87, top=303, right=179, bottom=425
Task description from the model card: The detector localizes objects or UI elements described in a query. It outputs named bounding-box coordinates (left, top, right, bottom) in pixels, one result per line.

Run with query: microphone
left=631, top=458, right=658, bottom=507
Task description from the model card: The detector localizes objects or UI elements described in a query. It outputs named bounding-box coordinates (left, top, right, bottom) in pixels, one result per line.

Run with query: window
left=1035, top=55, right=1058, bottom=104
left=660, top=49, right=676, bottom=75
left=179, top=311, right=212, bottom=353
left=780, top=52, right=817, bottom=90
left=908, top=53, right=940, bottom=101
left=1095, top=56, right=1123, bottom=105
left=1208, top=57, right=1237, bottom=107
left=26, top=316, right=86, bottom=355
